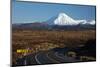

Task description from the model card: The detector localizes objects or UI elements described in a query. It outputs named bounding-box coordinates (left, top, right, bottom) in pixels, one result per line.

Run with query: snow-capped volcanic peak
left=54, top=13, right=96, bottom=26
left=54, top=13, right=80, bottom=25
left=53, top=13, right=95, bottom=26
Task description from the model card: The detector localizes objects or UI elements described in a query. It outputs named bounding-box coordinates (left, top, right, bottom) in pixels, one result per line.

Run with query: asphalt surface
left=14, top=50, right=79, bottom=66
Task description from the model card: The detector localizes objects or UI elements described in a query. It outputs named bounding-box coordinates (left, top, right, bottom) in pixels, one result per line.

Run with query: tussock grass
left=12, top=30, right=95, bottom=64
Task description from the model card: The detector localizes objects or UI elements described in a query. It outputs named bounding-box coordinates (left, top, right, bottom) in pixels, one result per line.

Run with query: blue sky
left=12, top=1, right=96, bottom=24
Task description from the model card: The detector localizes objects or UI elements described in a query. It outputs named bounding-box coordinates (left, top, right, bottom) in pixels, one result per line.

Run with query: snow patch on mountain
left=87, top=20, right=95, bottom=25
left=54, top=13, right=95, bottom=25
left=54, top=13, right=78, bottom=25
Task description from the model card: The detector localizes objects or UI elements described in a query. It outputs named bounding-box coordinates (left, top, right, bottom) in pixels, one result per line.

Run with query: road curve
left=14, top=50, right=80, bottom=66
left=54, top=52, right=79, bottom=62
left=35, top=52, right=59, bottom=64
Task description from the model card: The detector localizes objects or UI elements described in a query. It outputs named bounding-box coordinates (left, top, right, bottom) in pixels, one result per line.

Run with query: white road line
left=35, top=53, right=42, bottom=64
left=46, top=52, right=60, bottom=63
left=24, top=59, right=27, bottom=65
left=55, top=52, right=77, bottom=62
left=55, top=52, right=66, bottom=60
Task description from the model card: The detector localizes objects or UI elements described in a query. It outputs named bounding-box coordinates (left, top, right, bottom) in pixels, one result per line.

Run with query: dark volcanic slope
left=12, top=22, right=95, bottom=31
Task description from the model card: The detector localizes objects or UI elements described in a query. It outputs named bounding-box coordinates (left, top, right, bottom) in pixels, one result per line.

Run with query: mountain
left=12, top=13, right=95, bottom=30
left=86, top=20, right=95, bottom=25
left=12, top=22, right=50, bottom=30
left=53, top=13, right=95, bottom=26
left=54, top=13, right=80, bottom=25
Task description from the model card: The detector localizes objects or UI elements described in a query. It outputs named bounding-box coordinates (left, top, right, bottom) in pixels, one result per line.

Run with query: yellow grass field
left=12, top=30, right=96, bottom=64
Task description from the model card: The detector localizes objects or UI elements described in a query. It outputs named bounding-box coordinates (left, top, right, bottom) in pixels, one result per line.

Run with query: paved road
left=35, top=52, right=59, bottom=64
left=47, top=51, right=79, bottom=63
left=15, top=53, right=37, bottom=66
left=14, top=50, right=80, bottom=66
left=54, top=52, right=80, bottom=62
